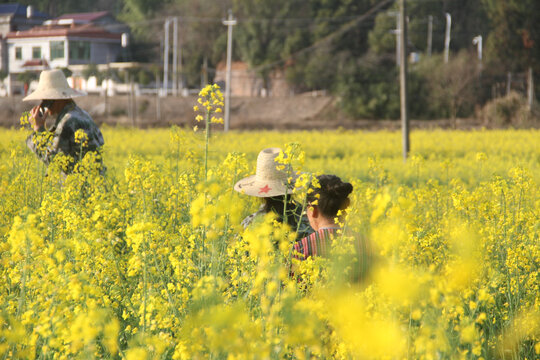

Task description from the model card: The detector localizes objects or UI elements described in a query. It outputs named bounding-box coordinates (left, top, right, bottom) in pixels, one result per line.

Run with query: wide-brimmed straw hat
left=234, top=147, right=293, bottom=197
left=23, top=69, right=86, bottom=101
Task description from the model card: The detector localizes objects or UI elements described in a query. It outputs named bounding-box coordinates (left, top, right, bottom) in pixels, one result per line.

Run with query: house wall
left=214, top=63, right=293, bottom=97
left=0, top=39, right=5, bottom=71
left=0, top=15, right=12, bottom=36
left=66, top=37, right=121, bottom=65
left=214, top=66, right=263, bottom=97
left=7, top=36, right=68, bottom=72
left=90, top=41, right=122, bottom=64
left=7, top=37, right=121, bottom=72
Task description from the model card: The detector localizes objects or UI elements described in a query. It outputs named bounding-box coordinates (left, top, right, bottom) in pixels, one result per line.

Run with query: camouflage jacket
left=26, top=102, right=104, bottom=167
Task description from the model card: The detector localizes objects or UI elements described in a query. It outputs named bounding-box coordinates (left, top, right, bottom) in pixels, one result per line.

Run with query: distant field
left=0, top=95, right=496, bottom=130
left=1, top=128, right=538, bottom=358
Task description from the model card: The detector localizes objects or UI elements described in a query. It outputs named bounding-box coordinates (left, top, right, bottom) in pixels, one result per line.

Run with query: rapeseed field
left=0, top=89, right=538, bottom=359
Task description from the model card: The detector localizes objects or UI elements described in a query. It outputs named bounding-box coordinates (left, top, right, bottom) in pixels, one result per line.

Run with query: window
left=50, top=41, right=65, bottom=60
left=69, top=41, right=90, bottom=61
left=15, top=47, right=22, bottom=60
left=32, top=46, right=41, bottom=59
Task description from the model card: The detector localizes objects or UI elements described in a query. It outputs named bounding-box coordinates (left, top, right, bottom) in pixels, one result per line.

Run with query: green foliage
left=233, top=0, right=308, bottom=85
left=336, top=55, right=400, bottom=119
left=118, top=0, right=170, bottom=40
left=480, top=92, right=539, bottom=127
left=17, top=71, right=38, bottom=84
left=482, top=0, right=540, bottom=74
left=137, top=69, right=151, bottom=86
left=174, top=0, right=232, bottom=87
left=100, top=0, right=536, bottom=120
left=285, top=47, right=344, bottom=92
left=368, top=10, right=397, bottom=56
left=82, top=64, right=100, bottom=80
left=24, top=0, right=122, bottom=17
left=416, top=51, right=481, bottom=120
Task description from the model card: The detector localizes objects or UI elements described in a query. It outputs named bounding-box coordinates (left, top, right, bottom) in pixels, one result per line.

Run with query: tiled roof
left=0, top=3, right=24, bottom=15
left=0, top=3, right=48, bottom=18
left=23, top=59, right=49, bottom=67
left=56, top=11, right=109, bottom=22
left=7, top=23, right=122, bottom=40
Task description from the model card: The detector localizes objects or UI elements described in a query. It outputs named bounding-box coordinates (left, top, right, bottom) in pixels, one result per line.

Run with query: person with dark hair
left=292, top=174, right=353, bottom=260
left=234, top=148, right=313, bottom=242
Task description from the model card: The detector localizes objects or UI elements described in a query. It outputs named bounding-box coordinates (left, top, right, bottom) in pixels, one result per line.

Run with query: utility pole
left=202, top=56, right=208, bottom=87
left=389, top=11, right=400, bottom=66
left=427, top=15, right=433, bottom=57
left=178, top=18, right=184, bottom=95
left=172, top=17, right=178, bottom=96
left=163, top=18, right=171, bottom=96
left=472, top=35, right=482, bottom=61
left=396, top=14, right=402, bottom=67
left=444, top=13, right=451, bottom=63
left=527, top=67, right=534, bottom=111
left=222, top=9, right=237, bottom=132
left=399, top=0, right=409, bottom=160
left=156, top=69, right=161, bottom=123
left=473, top=35, right=483, bottom=74
left=105, top=54, right=110, bottom=118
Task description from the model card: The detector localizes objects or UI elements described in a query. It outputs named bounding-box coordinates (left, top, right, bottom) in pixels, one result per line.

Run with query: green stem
left=16, top=233, right=31, bottom=318
left=142, top=233, right=147, bottom=334
left=204, top=112, right=210, bottom=182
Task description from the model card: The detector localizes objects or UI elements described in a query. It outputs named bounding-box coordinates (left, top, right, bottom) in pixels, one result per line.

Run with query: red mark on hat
left=259, top=185, right=271, bottom=194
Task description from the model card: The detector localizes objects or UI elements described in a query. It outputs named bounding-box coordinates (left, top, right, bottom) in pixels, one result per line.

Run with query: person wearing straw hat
left=24, top=69, right=104, bottom=173
left=234, top=147, right=313, bottom=243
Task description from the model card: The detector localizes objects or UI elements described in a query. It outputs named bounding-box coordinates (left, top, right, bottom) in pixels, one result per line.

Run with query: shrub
left=480, top=91, right=539, bottom=127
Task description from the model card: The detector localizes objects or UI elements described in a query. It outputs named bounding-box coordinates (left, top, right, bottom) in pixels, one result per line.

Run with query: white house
left=0, top=3, right=49, bottom=72
left=6, top=11, right=126, bottom=74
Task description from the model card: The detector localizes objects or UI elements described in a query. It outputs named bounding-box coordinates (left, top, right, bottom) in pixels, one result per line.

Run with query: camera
left=39, top=100, right=54, bottom=117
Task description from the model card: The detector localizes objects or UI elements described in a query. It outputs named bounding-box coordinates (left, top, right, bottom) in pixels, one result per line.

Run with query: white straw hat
left=23, top=69, right=86, bottom=101
left=234, top=147, right=293, bottom=197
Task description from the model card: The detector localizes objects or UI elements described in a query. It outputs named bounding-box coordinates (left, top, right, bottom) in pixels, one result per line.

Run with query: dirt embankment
left=0, top=94, right=489, bottom=130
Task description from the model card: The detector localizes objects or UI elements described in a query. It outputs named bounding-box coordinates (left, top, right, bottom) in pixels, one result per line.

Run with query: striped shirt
left=292, top=227, right=338, bottom=260
left=292, top=227, right=373, bottom=282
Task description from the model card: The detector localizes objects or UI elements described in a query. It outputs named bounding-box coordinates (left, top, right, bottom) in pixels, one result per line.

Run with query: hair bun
left=327, top=181, right=353, bottom=200
left=309, top=174, right=353, bottom=218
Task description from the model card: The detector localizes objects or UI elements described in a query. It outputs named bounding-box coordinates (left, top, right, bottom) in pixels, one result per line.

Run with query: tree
left=417, top=51, right=481, bottom=125
left=82, top=63, right=99, bottom=80
left=285, top=0, right=386, bottom=92
left=118, top=0, right=170, bottom=40
left=482, top=0, right=540, bottom=74
left=17, top=71, right=37, bottom=83
left=368, top=1, right=488, bottom=58
left=23, top=0, right=123, bottom=17
left=336, top=54, right=400, bottom=119
left=171, top=0, right=233, bottom=87
left=233, top=0, right=309, bottom=90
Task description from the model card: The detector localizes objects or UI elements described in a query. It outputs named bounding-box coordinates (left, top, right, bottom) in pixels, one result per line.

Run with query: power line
left=250, top=0, right=394, bottom=73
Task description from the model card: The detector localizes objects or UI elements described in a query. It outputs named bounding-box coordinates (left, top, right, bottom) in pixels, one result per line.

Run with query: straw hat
left=234, top=147, right=293, bottom=197
left=23, top=69, right=86, bottom=101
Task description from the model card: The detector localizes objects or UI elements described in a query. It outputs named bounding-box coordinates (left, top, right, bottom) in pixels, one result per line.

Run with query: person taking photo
left=24, top=69, right=104, bottom=174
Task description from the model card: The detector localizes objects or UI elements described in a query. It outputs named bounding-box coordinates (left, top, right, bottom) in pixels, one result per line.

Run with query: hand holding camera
left=29, top=100, right=53, bottom=131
